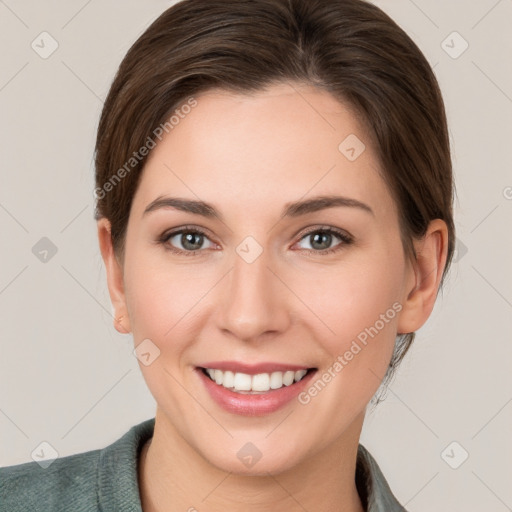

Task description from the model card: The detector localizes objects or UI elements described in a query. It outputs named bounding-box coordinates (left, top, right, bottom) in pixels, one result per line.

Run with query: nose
left=215, top=245, right=291, bottom=343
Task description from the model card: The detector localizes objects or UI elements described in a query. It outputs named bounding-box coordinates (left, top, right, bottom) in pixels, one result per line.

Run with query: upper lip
left=198, top=361, right=314, bottom=375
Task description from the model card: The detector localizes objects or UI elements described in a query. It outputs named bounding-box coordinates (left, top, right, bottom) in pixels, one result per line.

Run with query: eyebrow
left=142, top=194, right=374, bottom=220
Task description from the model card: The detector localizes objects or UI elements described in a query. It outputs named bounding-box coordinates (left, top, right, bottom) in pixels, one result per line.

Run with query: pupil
left=183, top=233, right=202, bottom=250
left=311, top=232, right=331, bottom=250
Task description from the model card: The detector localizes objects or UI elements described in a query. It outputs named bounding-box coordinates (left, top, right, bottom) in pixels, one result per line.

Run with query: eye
left=158, top=225, right=353, bottom=257
left=159, top=226, right=216, bottom=256
left=294, top=227, right=353, bottom=255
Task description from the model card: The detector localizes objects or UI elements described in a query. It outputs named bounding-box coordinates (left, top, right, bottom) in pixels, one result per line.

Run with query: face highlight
left=110, top=83, right=417, bottom=474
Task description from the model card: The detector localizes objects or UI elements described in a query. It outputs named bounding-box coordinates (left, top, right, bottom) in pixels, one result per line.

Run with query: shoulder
left=0, top=448, right=101, bottom=511
left=0, top=417, right=155, bottom=512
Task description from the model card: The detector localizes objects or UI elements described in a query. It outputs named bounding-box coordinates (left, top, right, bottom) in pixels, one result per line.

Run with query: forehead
left=132, top=83, right=395, bottom=221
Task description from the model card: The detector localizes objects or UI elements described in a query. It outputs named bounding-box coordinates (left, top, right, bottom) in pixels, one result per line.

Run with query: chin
left=198, top=438, right=306, bottom=477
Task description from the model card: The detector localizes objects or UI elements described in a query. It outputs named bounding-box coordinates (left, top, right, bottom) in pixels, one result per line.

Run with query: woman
left=0, top=0, right=454, bottom=510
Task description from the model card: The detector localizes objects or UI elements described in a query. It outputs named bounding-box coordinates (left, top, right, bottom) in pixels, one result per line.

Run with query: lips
left=195, top=361, right=318, bottom=415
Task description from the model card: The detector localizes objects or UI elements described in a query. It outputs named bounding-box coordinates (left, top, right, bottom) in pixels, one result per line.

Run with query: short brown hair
left=94, top=0, right=455, bottom=405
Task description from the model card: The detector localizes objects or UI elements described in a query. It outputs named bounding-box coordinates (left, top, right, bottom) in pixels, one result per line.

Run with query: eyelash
left=158, top=225, right=354, bottom=257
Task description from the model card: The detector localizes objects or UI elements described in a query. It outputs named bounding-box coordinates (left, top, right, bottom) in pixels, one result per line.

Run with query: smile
left=201, top=367, right=313, bottom=393
left=195, top=361, right=318, bottom=415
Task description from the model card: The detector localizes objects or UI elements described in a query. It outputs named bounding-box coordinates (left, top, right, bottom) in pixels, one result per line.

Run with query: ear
left=97, top=218, right=131, bottom=334
left=397, top=219, right=449, bottom=334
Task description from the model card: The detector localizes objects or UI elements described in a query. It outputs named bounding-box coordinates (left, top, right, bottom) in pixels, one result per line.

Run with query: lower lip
left=195, top=367, right=317, bottom=416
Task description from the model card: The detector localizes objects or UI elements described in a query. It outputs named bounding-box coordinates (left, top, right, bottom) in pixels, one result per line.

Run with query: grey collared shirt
left=1, top=417, right=407, bottom=511
left=356, top=443, right=408, bottom=511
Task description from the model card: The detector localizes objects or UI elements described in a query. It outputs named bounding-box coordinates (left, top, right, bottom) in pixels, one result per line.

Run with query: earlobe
left=114, top=314, right=130, bottom=334
left=97, top=218, right=131, bottom=334
left=397, top=219, right=449, bottom=334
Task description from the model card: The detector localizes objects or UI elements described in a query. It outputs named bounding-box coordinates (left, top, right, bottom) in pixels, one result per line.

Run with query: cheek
left=293, top=250, right=404, bottom=354
left=123, top=246, right=221, bottom=367
left=292, top=260, right=403, bottom=433
left=287, top=270, right=402, bottom=451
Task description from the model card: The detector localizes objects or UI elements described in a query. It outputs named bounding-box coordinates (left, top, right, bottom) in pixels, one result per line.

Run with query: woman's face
left=111, top=83, right=419, bottom=474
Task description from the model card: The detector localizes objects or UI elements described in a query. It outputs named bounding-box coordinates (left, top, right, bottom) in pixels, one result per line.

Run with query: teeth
left=252, top=373, right=270, bottom=392
left=204, top=368, right=309, bottom=393
left=233, top=372, right=252, bottom=391
left=283, top=370, right=295, bottom=386
left=223, top=370, right=234, bottom=388
left=269, top=371, right=283, bottom=389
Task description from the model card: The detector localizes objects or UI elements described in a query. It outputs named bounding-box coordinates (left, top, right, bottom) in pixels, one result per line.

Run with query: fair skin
left=98, top=82, right=448, bottom=512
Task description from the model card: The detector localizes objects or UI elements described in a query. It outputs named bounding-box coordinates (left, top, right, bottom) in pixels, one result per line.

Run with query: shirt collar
left=356, top=443, right=408, bottom=511
left=97, top=417, right=154, bottom=511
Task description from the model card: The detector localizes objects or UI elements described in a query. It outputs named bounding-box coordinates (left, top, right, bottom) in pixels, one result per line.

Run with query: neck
left=138, top=408, right=366, bottom=512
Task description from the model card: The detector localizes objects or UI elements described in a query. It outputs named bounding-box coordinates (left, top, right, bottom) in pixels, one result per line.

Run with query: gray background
left=0, top=1, right=511, bottom=510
